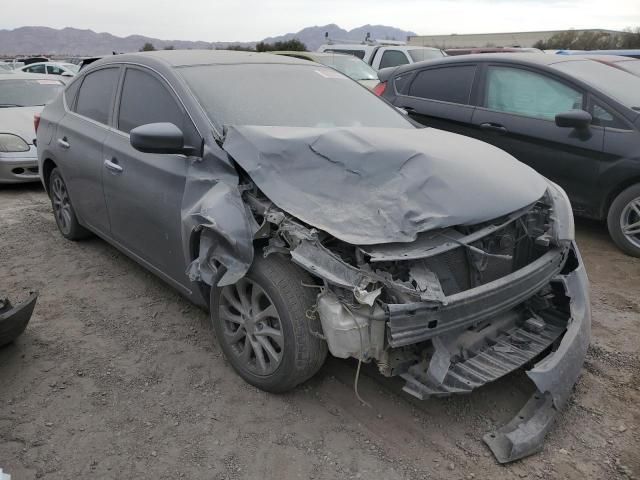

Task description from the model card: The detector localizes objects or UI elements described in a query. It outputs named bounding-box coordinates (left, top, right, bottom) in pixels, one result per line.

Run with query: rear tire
left=49, top=168, right=91, bottom=241
left=210, top=253, right=327, bottom=393
left=607, top=184, right=640, bottom=257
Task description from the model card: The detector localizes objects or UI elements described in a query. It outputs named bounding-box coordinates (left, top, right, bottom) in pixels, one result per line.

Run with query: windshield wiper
left=0, top=103, right=24, bottom=108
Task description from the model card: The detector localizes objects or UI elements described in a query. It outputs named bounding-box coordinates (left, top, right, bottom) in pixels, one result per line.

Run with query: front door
left=470, top=65, right=604, bottom=215
left=102, top=66, right=201, bottom=286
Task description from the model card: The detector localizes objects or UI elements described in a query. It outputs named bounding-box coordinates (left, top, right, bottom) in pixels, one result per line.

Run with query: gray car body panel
left=223, top=125, right=548, bottom=245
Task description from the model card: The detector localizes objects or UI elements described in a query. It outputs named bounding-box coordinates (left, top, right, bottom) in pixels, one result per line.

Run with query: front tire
left=49, top=168, right=91, bottom=241
left=210, top=253, right=327, bottom=393
left=607, top=184, right=640, bottom=257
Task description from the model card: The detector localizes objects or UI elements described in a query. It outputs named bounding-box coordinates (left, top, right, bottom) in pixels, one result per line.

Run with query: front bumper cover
left=483, top=243, right=591, bottom=463
left=0, top=292, right=38, bottom=347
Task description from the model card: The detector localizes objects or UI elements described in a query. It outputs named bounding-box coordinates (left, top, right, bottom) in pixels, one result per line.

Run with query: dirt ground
left=1, top=183, right=638, bottom=480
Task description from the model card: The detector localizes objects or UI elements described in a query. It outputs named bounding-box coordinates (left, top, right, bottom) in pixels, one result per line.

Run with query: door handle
left=104, top=158, right=123, bottom=174
left=479, top=123, right=508, bottom=134
left=57, top=137, right=70, bottom=149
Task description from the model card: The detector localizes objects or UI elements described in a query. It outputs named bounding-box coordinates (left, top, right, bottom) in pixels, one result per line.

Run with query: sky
left=2, top=0, right=640, bottom=42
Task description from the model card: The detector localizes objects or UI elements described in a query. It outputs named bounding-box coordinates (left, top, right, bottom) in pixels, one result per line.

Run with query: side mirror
left=555, top=110, right=592, bottom=130
left=130, top=122, right=192, bottom=155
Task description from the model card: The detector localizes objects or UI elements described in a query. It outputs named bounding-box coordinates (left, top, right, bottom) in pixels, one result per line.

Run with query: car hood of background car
left=0, top=106, right=42, bottom=145
left=223, top=125, right=548, bottom=245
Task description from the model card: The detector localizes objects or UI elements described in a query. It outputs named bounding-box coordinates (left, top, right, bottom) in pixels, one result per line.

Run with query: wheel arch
left=41, top=158, right=58, bottom=195
left=602, top=176, right=640, bottom=219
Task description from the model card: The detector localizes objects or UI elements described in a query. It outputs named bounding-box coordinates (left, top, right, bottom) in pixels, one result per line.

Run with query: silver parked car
left=0, top=73, right=64, bottom=183
left=37, top=50, right=590, bottom=463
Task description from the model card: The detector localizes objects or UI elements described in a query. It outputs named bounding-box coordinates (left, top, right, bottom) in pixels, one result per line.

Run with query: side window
left=408, top=65, right=476, bottom=104
left=485, top=66, right=583, bottom=120
left=379, top=50, right=410, bottom=69
left=117, top=68, right=193, bottom=138
left=27, top=64, right=46, bottom=74
left=47, top=65, right=65, bottom=75
left=394, top=73, right=413, bottom=95
left=75, top=67, right=120, bottom=124
left=591, top=101, right=629, bottom=129
left=64, top=79, right=81, bottom=109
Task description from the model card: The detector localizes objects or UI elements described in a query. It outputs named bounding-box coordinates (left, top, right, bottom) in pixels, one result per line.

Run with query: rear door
left=102, top=66, right=201, bottom=286
left=390, top=64, right=479, bottom=138
left=54, top=66, right=120, bottom=234
left=470, top=64, right=604, bottom=215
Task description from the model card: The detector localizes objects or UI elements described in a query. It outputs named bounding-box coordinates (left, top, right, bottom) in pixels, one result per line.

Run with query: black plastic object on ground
left=0, top=292, right=38, bottom=347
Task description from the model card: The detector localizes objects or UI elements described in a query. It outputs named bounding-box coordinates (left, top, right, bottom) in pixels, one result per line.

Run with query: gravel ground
left=1, top=183, right=638, bottom=480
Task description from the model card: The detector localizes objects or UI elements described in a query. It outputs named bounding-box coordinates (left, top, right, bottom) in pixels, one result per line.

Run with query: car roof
left=273, top=51, right=352, bottom=59
left=0, top=72, right=61, bottom=81
left=90, top=49, right=312, bottom=69
left=389, top=52, right=624, bottom=74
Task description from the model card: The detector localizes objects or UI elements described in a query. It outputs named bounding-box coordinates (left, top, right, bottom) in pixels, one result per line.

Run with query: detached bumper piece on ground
left=0, top=292, right=38, bottom=347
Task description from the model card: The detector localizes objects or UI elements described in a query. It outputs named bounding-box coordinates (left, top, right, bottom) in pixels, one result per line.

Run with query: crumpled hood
left=0, top=106, right=42, bottom=144
left=223, top=126, right=548, bottom=245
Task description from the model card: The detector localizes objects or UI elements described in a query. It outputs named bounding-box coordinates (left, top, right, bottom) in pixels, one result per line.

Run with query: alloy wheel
left=51, top=175, right=72, bottom=235
left=218, top=278, right=284, bottom=376
left=620, top=196, right=640, bottom=249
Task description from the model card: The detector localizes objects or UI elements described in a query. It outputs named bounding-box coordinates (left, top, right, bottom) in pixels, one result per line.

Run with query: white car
left=18, top=62, right=79, bottom=78
left=0, top=73, right=65, bottom=183
left=318, top=41, right=445, bottom=70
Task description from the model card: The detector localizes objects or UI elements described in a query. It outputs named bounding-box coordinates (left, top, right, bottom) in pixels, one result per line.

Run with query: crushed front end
left=243, top=181, right=590, bottom=463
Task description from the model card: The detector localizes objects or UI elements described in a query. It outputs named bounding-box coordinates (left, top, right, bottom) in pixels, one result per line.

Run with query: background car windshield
left=179, top=64, right=412, bottom=129
left=316, top=55, right=377, bottom=81
left=0, top=79, right=63, bottom=106
left=552, top=60, right=640, bottom=110
left=408, top=49, right=444, bottom=62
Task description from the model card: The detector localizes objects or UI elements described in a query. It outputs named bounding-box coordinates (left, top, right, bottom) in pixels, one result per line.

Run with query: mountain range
left=0, top=24, right=417, bottom=56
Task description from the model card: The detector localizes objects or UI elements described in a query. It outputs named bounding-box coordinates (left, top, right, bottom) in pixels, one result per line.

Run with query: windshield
left=0, top=78, right=64, bottom=107
left=408, top=49, right=445, bottom=62
left=314, top=55, right=377, bottom=81
left=552, top=60, right=640, bottom=110
left=0, top=64, right=12, bottom=71
left=179, top=64, right=412, bottom=129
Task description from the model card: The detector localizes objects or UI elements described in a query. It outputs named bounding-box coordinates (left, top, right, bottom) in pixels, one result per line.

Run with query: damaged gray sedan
left=36, top=50, right=591, bottom=463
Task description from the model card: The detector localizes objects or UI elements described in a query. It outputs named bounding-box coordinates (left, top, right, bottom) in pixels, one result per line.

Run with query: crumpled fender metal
left=183, top=144, right=255, bottom=287
left=0, top=292, right=38, bottom=347
left=483, top=243, right=591, bottom=463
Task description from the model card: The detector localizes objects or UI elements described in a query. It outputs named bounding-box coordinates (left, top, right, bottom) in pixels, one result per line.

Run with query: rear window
left=408, top=49, right=445, bottom=62
left=75, top=67, right=119, bottom=124
left=408, top=65, right=476, bottom=104
left=0, top=78, right=64, bottom=107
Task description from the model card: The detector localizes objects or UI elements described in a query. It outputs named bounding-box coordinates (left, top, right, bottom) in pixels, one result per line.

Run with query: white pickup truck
left=317, top=41, right=445, bottom=70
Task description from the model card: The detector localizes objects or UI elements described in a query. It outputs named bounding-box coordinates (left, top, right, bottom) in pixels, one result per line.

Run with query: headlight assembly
left=0, top=133, right=30, bottom=153
left=545, top=180, right=575, bottom=242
